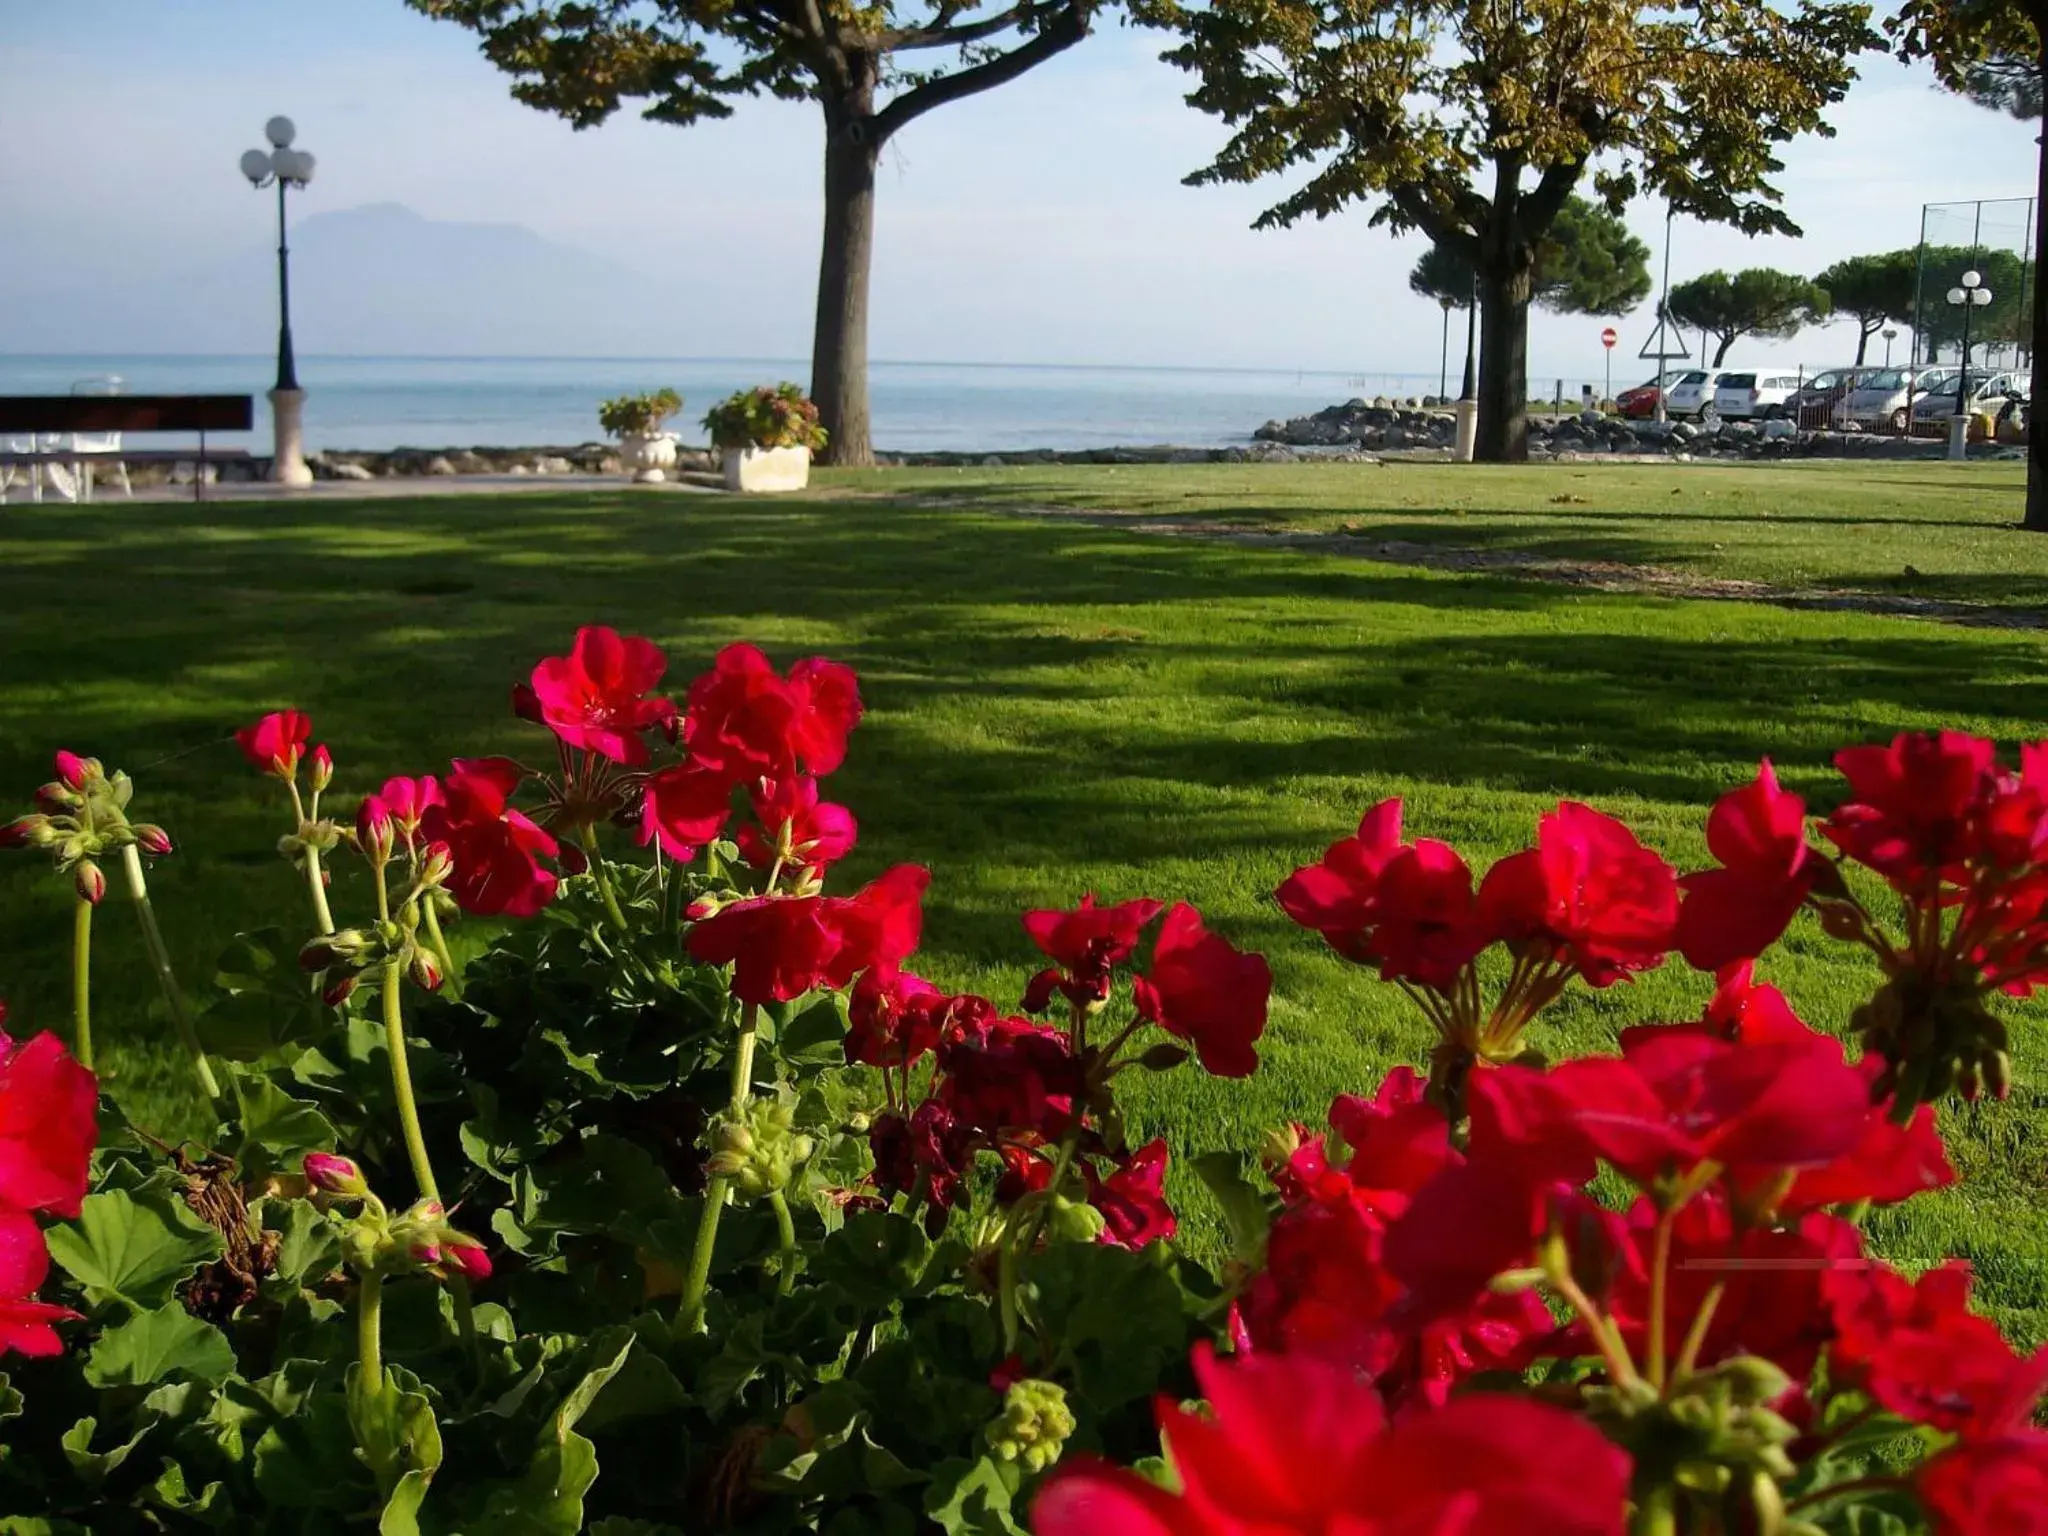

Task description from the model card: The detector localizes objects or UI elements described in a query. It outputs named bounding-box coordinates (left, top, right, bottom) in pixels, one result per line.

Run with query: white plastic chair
left=1, top=434, right=54, bottom=503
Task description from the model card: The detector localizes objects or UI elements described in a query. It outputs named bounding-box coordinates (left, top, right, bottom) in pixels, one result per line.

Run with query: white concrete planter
left=618, top=431, right=679, bottom=484
left=722, top=444, right=811, bottom=494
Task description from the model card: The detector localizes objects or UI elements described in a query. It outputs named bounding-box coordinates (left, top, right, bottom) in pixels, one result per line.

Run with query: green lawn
left=3, top=470, right=2046, bottom=1339
left=847, top=459, right=2045, bottom=611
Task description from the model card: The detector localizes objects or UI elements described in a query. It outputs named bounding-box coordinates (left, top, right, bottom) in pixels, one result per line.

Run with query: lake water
left=0, top=355, right=1455, bottom=454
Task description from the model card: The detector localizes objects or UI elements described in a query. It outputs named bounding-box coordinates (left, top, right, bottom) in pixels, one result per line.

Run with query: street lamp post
left=1945, top=269, right=1993, bottom=462
left=240, top=116, right=316, bottom=487
left=1882, top=327, right=1898, bottom=366
left=1437, top=295, right=1454, bottom=402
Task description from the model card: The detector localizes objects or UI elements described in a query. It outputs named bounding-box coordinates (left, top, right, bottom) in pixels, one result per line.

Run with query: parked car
left=1910, top=370, right=2031, bottom=435
left=1712, top=370, right=1808, bottom=420
left=1663, top=370, right=1732, bottom=418
left=1616, top=370, right=1690, bottom=420
left=1834, top=366, right=1957, bottom=434
left=1782, top=368, right=1874, bottom=428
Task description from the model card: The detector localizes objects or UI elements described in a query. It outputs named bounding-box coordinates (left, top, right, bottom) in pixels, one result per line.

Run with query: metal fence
left=1912, top=197, right=2035, bottom=371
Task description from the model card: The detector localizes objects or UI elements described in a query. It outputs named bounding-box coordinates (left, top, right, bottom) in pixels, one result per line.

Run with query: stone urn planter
left=619, top=432, right=679, bottom=484
left=722, top=444, right=811, bottom=494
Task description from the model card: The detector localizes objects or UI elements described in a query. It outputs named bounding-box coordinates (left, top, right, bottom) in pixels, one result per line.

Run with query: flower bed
left=0, top=629, right=2044, bottom=1533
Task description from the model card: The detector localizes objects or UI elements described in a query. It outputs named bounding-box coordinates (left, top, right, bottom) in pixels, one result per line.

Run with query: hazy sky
left=3, top=0, right=2041, bottom=376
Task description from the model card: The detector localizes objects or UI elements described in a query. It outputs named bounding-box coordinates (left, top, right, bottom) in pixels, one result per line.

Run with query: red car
left=1617, top=370, right=1688, bottom=419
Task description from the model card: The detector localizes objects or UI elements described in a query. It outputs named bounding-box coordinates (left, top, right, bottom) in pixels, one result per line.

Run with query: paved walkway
left=9, top=473, right=715, bottom=507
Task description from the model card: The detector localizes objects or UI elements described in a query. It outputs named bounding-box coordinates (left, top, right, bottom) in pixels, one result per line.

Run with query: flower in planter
left=596, top=387, right=681, bottom=440
left=703, top=382, right=830, bottom=453
left=528, top=624, right=676, bottom=765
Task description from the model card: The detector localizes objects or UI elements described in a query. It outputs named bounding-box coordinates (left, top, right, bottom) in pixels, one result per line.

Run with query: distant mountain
left=0, top=204, right=684, bottom=356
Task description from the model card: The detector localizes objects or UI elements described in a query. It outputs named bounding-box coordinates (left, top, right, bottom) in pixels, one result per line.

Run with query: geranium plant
left=597, top=387, right=683, bottom=439
left=0, top=631, right=2044, bottom=1534
left=704, top=383, right=830, bottom=453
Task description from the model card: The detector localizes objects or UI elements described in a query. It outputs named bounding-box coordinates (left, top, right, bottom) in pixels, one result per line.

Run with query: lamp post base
left=1453, top=398, right=1479, bottom=463
left=1947, top=412, right=1971, bottom=463
left=268, top=387, right=314, bottom=487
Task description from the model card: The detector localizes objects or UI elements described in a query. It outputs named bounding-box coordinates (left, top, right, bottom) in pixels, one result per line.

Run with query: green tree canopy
left=1155, top=0, right=1874, bottom=461
left=1409, top=197, right=1651, bottom=316
left=1911, top=245, right=2032, bottom=361
left=1666, top=268, right=1832, bottom=366
left=407, top=0, right=1102, bottom=467
left=1814, top=251, right=1919, bottom=362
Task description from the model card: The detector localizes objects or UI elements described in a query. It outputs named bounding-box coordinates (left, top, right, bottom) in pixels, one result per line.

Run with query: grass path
left=2, top=476, right=2045, bottom=1338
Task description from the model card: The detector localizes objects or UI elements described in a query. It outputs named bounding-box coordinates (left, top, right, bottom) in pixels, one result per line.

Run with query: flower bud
left=1021, top=967, right=1061, bottom=1014
left=1257, top=1122, right=1302, bottom=1172
left=1134, top=1041, right=1190, bottom=1073
left=510, top=681, right=546, bottom=724
left=300, top=928, right=374, bottom=972
left=304, top=1151, right=369, bottom=1198
left=357, top=795, right=395, bottom=863
left=418, top=841, right=455, bottom=888
left=1986, top=1048, right=2012, bottom=1100
left=1043, top=1194, right=1106, bottom=1244
left=983, top=1379, right=1075, bottom=1473
left=74, top=860, right=106, bottom=906
left=53, top=750, right=98, bottom=790
left=444, top=1234, right=492, bottom=1285
left=322, top=974, right=358, bottom=1007
left=132, top=823, right=173, bottom=857
left=557, top=841, right=589, bottom=876
left=309, top=744, right=334, bottom=794
left=33, top=781, right=81, bottom=814
left=410, top=1240, right=445, bottom=1267
left=0, top=815, right=53, bottom=850
left=408, top=949, right=443, bottom=993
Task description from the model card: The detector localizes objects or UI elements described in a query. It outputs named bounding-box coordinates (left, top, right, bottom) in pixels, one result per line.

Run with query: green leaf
left=264, top=1198, right=342, bottom=1291
left=201, top=928, right=337, bottom=1061
left=231, top=1076, right=339, bottom=1177
left=147, top=1458, right=230, bottom=1524
left=47, top=1186, right=224, bottom=1311
left=347, top=1364, right=445, bottom=1536
left=85, top=1304, right=237, bottom=1387
left=1191, top=1151, right=1270, bottom=1267
left=1025, top=1243, right=1191, bottom=1413
left=810, top=1211, right=932, bottom=1310
left=60, top=1414, right=155, bottom=1485
left=459, top=1335, right=634, bottom=1535
left=924, top=1456, right=1027, bottom=1536
left=0, top=1373, right=21, bottom=1425
left=778, top=992, right=851, bottom=1067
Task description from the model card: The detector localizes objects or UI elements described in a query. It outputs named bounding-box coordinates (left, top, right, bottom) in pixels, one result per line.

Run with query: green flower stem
left=420, top=899, right=462, bottom=1002
left=304, top=846, right=336, bottom=936
left=382, top=960, right=439, bottom=1203
left=769, top=1189, right=798, bottom=1296
left=678, top=1002, right=761, bottom=1331
left=360, top=1268, right=385, bottom=1384
left=119, top=844, right=220, bottom=1102
left=71, top=896, right=94, bottom=1072
left=1630, top=1482, right=1677, bottom=1536
left=374, top=860, right=439, bottom=1202
left=998, top=1236, right=1022, bottom=1352
left=1646, top=1205, right=1675, bottom=1393
left=1672, top=1281, right=1726, bottom=1385
left=580, top=826, right=629, bottom=933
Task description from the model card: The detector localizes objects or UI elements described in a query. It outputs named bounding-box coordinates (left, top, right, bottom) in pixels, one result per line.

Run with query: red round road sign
left=1601, top=327, right=1619, bottom=349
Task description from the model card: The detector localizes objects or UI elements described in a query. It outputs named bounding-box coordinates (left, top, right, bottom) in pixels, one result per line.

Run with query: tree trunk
left=2028, top=38, right=2048, bottom=530
left=1854, top=325, right=1871, bottom=366
left=1474, top=266, right=1534, bottom=462
left=811, top=70, right=881, bottom=469
left=1711, top=333, right=1735, bottom=367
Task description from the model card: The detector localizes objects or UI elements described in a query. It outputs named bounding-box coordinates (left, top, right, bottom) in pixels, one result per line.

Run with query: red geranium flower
left=823, top=864, right=931, bottom=985
left=417, top=757, right=559, bottom=918
left=234, top=710, right=312, bottom=779
left=1031, top=1345, right=1630, bottom=1536
left=528, top=625, right=675, bottom=765
left=684, top=644, right=862, bottom=781
left=377, top=775, right=443, bottom=844
left=1477, top=802, right=1678, bottom=985
left=1826, top=1260, right=2048, bottom=1433
left=1132, top=903, right=1270, bottom=1078
left=1274, top=799, right=1408, bottom=960
left=638, top=758, right=735, bottom=861
left=1826, top=731, right=1998, bottom=887
left=1917, top=1433, right=2048, bottom=1536
left=844, top=965, right=948, bottom=1069
left=1676, top=761, right=1818, bottom=972
left=686, top=895, right=842, bottom=1005
left=0, top=1031, right=99, bottom=1221
left=869, top=1099, right=974, bottom=1211
left=736, top=775, right=857, bottom=874
left=1700, top=960, right=1811, bottom=1045
left=1022, top=894, right=1164, bottom=1007
left=0, top=1210, right=80, bottom=1359
left=1090, top=1140, right=1176, bottom=1248
left=1775, top=1056, right=1953, bottom=1214
left=939, top=1015, right=1085, bottom=1142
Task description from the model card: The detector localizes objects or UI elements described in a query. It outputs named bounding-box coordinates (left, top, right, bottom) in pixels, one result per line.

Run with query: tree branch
left=1519, top=157, right=1586, bottom=241
left=871, top=0, right=1090, bottom=142
left=872, top=1, right=1054, bottom=52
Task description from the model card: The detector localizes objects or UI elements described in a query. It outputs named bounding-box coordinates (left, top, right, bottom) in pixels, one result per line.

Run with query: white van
left=1712, top=370, right=1807, bottom=420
